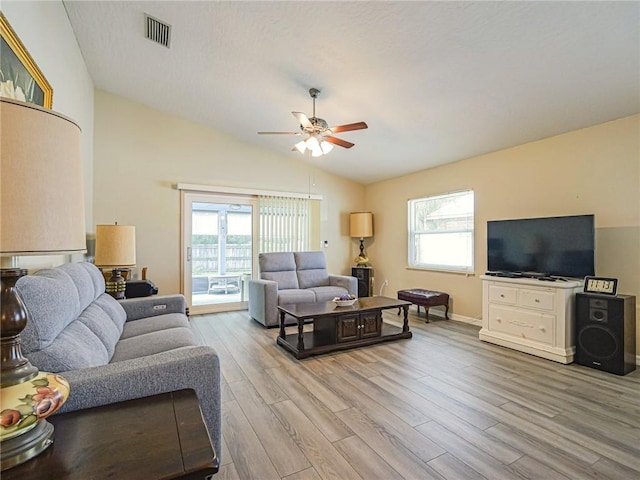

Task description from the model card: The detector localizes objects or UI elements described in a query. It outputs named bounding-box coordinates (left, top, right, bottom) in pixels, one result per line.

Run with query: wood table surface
left=3, top=389, right=218, bottom=480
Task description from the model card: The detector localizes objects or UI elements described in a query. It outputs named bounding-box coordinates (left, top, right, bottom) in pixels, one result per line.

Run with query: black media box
left=125, top=280, right=158, bottom=298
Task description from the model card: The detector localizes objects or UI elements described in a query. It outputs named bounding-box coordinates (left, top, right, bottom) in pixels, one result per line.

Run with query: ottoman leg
left=444, top=304, right=449, bottom=320
left=424, top=307, right=430, bottom=323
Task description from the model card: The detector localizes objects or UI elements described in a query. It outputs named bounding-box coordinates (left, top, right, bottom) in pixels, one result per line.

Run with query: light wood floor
left=190, top=309, right=640, bottom=480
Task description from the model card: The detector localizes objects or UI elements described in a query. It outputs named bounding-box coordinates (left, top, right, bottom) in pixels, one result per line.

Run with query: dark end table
left=3, top=389, right=219, bottom=480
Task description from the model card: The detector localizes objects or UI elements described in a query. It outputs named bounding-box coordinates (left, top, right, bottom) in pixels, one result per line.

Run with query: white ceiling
left=62, top=1, right=639, bottom=185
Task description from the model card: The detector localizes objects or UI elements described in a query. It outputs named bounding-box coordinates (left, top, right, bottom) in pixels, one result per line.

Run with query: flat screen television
left=487, top=214, right=595, bottom=279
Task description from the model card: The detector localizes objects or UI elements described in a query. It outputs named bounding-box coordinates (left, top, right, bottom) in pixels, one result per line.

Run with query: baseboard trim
left=419, top=308, right=481, bottom=326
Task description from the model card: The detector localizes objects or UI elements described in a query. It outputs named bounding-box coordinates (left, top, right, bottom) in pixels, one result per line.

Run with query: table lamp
left=94, top=224, right=136, bottom=299
left=1, top=98, right=84, bottom=469
left=350, top=212, right=374, bottom=266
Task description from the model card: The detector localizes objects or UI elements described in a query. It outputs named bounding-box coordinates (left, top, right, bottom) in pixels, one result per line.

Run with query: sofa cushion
left=294, top=251, right=330, bottom=289
left=120, top=313, right=190, bottom=339
left=294, top=251, right=327, bottom=270
left=111, top=327, right=196, bottom=362
left=262, top=270, right=299, bottom=290
left=309, top=286, right=349, bottom=302
left=17, top=263, right=126, bottom=355
left=259, top=252, right=296, bottom=272
left=25, top=320, right=113, bottom=373
left=260, top=252, right=299, bottom=289
left=278, top=289, right=316, bottom=305
left=297, top=269, right=330, bottom=289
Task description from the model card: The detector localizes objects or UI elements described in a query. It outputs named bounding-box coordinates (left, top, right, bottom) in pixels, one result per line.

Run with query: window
left=408, top=190, right=474, bottom=272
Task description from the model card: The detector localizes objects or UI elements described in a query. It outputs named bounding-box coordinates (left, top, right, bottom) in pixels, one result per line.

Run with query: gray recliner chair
left=248, top=251, right=357, bottom=327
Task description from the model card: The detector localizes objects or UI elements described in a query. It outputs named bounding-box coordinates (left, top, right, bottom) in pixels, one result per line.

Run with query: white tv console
left=479, top=275, right=583, bottom=364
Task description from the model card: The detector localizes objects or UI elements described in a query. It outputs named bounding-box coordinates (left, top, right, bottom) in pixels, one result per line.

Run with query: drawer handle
left=540, top=327, right=546, bottom=332
left=500, top=294, right=505, bottom=298
left=496, top=317, right=502, bottom=323
left=535, top=299, right=540, bottom=303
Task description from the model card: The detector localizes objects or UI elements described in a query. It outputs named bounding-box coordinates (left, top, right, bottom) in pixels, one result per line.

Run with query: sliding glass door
left=181, top=192, right=257, bottom=314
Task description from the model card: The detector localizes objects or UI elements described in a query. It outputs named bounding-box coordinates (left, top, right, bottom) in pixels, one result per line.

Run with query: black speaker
left=575, top=293, right=636, bottom=375
left=352, top=267, right=372, bottom=297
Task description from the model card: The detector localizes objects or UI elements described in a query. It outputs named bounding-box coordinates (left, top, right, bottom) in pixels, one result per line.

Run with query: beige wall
left=3, top=1, right=95, bottom=233
left=366, top=115, right=639, bottom=352
left=93, top=91, right=365, bottom=294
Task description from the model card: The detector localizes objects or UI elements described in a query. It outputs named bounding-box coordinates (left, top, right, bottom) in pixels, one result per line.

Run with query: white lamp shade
left=320, top=141, right=334, bottom=154
left=294, top=140, right=307, bottom=153
left=94, top=225, right=136, bottom=267
left=0, top=98, right=85, bottom=255
left=306, top=135, right=320, bottom=151
left=350, top=212, right=374, bottom=238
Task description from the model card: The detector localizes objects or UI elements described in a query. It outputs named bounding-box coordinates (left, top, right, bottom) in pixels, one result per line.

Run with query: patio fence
left=192, top=244, right=252, bottom=274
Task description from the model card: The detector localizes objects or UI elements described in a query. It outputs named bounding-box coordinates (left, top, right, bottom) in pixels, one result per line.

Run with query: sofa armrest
left=329, top=274, right=358, bottom=297
left=248, top=279, right=278, bottom=327
left=119, top=294, right=186, bottom=321
left=56, top=346, right=221, bottom=456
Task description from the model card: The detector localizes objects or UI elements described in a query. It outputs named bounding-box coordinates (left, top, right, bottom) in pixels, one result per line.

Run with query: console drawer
left=519, top=289, right=555, bottom=311
left=488, top=305, right=554, bottom=345
left=488, top=285, right=517, bottom=305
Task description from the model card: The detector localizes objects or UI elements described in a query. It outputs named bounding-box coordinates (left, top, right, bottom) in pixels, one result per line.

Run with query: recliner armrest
left=248, top=279, right=278, bottom=326
left=329, top=274, right=358, bottom=297
left=56, top=346, right=221, bottom=455
left=119, top=294, right=186, bottom=321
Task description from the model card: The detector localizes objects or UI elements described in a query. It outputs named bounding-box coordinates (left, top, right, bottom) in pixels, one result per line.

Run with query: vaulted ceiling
left=63, top=1, right=639, bottom=184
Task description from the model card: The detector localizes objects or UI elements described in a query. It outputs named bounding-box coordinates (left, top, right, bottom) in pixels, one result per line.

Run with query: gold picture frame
left=0, top=12, right=52, bottom=108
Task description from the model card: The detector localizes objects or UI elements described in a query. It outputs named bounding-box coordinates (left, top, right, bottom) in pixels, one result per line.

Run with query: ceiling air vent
left=145, top=14, right=171, bottom=48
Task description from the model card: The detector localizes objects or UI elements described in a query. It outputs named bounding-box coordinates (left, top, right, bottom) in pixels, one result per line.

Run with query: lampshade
left=350, top=212, right=374, bottom=238
left=320, top=140, right=334, bottom=154
left=94, top=225, right=137, bottom=267
left=0, top=98, right=85, bottom=256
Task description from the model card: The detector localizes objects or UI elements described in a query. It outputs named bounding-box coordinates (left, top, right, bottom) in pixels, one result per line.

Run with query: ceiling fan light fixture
left=259, top=87, right=367, bottom=155
left=294, top=140, right=307, bottom=154
left=306, top=135, right=320, bottom=151
left=320, top=140, right=334, bottom=154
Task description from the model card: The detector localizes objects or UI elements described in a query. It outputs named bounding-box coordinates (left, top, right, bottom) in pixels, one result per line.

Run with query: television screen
left=487, top=214, right=595, bottom=279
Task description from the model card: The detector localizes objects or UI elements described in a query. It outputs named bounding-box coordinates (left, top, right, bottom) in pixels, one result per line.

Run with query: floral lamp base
left=0, top=419, right=54, bottom=470
left=0, top=372, right=69, bottom=470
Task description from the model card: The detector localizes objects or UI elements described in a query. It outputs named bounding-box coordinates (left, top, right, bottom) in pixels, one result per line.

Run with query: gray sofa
left=16, top=262, right=221, bottom=456
left=248, top=251, right=357, bottom=327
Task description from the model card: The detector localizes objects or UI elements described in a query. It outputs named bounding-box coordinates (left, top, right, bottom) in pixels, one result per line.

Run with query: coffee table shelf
left=277, top=296, right=411, bottom=359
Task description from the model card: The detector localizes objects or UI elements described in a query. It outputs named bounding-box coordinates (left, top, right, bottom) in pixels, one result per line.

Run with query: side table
left=3, top=389, right=219, bottom=479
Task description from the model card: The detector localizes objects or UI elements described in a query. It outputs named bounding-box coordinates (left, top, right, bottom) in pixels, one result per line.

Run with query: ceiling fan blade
left=324, top=136, right=354, bottom=149
left=292, top=112, right=312, bottom=129
left=257, top=131, right=302, bottom=135
left=329, top=121, right=368, bottom=133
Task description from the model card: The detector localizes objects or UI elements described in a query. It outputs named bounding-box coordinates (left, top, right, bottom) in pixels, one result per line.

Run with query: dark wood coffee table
left=3, top=389, right=219, bottom=480
left=277, top=296, right=411, bottom=359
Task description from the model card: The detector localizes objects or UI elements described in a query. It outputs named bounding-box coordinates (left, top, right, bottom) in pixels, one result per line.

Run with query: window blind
left=259, top=195, right=310, bottom=253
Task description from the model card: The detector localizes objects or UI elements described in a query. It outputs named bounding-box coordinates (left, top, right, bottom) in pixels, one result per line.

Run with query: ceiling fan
left=258, top=88, right=368, bottom=157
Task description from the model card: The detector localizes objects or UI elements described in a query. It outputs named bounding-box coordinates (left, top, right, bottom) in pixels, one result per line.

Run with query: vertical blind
left=258, top=195, right=310, bottom=253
